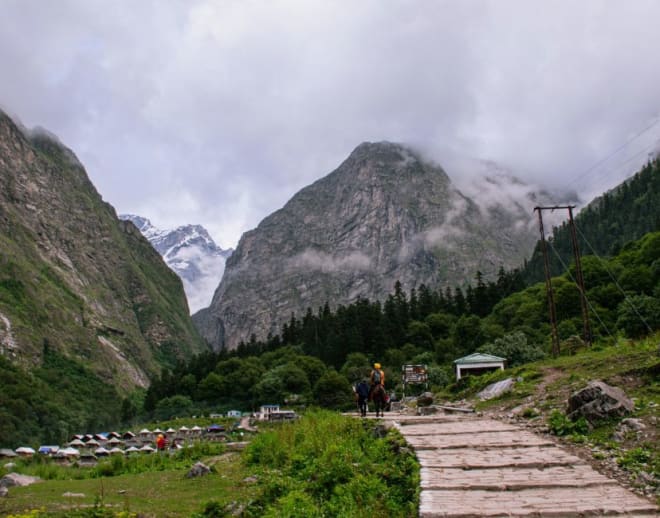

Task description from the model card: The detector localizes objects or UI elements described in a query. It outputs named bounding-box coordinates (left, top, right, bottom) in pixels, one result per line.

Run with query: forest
left=139, top=228, right=660, bottom=423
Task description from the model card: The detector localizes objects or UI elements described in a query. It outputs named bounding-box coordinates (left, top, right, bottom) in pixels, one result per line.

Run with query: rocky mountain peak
left=196, top=141, right=554, bottom=351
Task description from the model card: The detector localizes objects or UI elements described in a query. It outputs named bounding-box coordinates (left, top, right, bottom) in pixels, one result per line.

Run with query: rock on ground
left=567, top=380, right=634, bottom=424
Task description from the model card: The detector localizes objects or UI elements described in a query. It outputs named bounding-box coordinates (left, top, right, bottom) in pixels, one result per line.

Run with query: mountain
left=119, top=215, right=233, bottom=313
left=0, top=110, right=207, bottom=393
left=196, top=141, right=568, bottom=350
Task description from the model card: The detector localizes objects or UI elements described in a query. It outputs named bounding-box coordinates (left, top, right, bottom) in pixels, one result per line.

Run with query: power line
left=546, top=239, right=614, bottom=340
left=573, top=222, right=654, bottom=336
left=565, top=115, right=660, bottom=190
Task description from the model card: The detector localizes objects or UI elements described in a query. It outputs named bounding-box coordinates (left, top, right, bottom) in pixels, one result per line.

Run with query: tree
left=312, top=370, right=353, bottom=409
left=480, top=331, right=546, bottom=367
left=340, top=352, right=370, bottom=384
left=616, top=295, right=660, bottom=338
left=154, top=395, right=194, bottom=421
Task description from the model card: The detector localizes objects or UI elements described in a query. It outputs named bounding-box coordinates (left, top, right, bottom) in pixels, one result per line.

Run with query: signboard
left=402, top=364, right=428, bottom=384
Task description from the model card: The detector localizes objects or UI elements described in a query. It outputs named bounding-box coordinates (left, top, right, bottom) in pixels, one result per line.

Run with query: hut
left=95, top=447, right=110, bottom=457
left=15, top=447, right=36, bottom=457
left=38, top=446, right=59, bottom=455
left=0, top=448, right=17, bottom=458
left=58, top=447, right=80, bottom=457
left=453, top=353, right=506, bottom=381
left=107, top=437, right=123, bottom=447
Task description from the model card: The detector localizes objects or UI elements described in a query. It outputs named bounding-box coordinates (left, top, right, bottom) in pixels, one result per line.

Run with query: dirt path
left=382, top=413, right=658, bottom=517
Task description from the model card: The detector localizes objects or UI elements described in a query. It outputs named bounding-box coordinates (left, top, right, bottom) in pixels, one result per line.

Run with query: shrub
left=548, top=410, right=589, bottom=436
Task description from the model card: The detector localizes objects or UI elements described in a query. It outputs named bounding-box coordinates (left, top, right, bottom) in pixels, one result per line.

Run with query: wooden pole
left=534, top=207, right=560, bottom=357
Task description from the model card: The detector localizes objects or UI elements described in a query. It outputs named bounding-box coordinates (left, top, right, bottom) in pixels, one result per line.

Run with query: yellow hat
left=374, top=363, right=381, bottom=369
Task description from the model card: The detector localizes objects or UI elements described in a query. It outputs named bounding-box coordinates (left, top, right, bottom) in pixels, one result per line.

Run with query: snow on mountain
left=119, top=215, right=232, bottom=313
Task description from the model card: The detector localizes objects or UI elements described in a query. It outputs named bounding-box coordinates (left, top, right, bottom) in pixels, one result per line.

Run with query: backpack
left=372, top=369, right=381, bottom=384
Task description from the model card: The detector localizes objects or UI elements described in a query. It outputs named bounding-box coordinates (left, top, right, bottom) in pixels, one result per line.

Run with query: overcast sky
left=1, top=0, right=659, bottom=249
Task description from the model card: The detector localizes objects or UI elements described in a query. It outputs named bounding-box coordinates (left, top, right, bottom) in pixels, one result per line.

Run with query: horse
left=370, top=384, right=387, bottom=418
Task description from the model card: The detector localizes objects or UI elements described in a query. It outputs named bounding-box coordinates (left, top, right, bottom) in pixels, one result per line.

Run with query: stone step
left=415, top=446, right=584, bottom=469
left=398, top=420, right=520, bottom=435
left=420, top=465, right=616, bottom=490
left=419, top=485, right=659, bottom=517
left=406, top=430, right=555, bottom=450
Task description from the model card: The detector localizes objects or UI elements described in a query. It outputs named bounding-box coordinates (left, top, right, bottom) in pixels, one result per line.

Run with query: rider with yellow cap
left=370, top=362, right=385, bottom=389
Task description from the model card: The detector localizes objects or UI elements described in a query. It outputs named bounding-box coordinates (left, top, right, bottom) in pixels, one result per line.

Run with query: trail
left=379, top=413, right=658, bottom=517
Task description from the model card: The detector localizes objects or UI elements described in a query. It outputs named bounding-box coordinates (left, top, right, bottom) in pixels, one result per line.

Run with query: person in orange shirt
left=369, top=362, right=385, bottom=392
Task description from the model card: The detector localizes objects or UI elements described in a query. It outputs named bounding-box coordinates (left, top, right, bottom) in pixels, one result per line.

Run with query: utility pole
left=534, top=205, right=592, bottom=354
left=534, top=207, right=560, bottom=357
left=567, top=206, right=592, bottom=347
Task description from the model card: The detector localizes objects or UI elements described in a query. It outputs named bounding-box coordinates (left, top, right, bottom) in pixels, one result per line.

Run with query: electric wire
left=545, top=239, right=614, bottom=340
left=577, top=141, right=658, bottom=200
left=565, top=115, right=660, bottom=190
left=573, top=223, right=654, bottom=335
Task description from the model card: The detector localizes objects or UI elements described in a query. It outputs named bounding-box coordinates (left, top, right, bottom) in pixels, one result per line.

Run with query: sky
left=1, top=0, right=660, bottom=250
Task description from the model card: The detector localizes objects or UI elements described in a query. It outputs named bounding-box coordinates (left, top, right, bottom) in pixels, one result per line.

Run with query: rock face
left=567, top=381, right=634, bottom=424
left=198, top=142, right=558, bottom=350
left=119, top=215, right=232, bottom=313
left=0, top=110, right=206, bottom=388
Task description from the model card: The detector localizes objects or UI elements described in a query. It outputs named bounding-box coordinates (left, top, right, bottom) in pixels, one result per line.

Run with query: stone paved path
left=383, top=414, right=659, bottom=517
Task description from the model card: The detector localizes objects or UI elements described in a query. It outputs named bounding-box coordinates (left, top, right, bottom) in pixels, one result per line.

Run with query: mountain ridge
left=0, top=109, right=206, bottom=392
left=197, top=141, right=567, bottom=350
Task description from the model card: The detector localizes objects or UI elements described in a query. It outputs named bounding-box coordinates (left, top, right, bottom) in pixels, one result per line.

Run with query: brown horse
left=370, top=384, right=387, bottom=418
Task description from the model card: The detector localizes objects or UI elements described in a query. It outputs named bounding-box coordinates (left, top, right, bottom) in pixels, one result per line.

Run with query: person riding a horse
left=370, top=362, right=385, bottom=392
left=369, top=362, right=387, bottom=417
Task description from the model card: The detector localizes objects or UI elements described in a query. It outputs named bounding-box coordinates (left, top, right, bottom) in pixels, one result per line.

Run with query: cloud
left=289, top=249, right=372, bottom=273
left=1, top=0, right=660, bottom=250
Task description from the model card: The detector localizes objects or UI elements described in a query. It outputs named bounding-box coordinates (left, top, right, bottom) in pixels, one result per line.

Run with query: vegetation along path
left=383, top=413, right=658, bottom=517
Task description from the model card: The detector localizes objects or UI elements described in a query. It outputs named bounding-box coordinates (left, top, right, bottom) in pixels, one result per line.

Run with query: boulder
left=186, top=462, right=211, bottom=478
left=0, top=473, right=41, bottom=488
left=416, top=392, right=434, bottom=407
left=567, top=381, right=634, bottom=424
left=478, top=378, right=515, bottom=401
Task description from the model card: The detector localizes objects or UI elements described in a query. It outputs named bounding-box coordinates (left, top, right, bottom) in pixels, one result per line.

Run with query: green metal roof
left=453, top=352, right=507, bottom=364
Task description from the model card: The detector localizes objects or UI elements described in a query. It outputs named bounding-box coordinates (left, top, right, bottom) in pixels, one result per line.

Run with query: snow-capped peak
left=119, top=214, right=232, bottom=313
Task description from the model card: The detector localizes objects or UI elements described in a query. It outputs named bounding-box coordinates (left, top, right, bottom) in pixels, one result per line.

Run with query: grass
left=0, top=411, right=419, bottom=517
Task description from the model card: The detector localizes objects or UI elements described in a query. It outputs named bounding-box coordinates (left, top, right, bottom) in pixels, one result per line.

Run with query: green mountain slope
left=0, top=110, right=207, bottom=445
left=523, top=159, right=660, bottom=283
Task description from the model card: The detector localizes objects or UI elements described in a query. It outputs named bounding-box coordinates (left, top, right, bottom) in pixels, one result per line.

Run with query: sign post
left=401, top=364, right=428, bottom=398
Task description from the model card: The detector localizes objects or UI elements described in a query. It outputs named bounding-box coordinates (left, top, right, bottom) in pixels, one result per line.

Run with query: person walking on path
left=355, top=379, right=370, bottom=417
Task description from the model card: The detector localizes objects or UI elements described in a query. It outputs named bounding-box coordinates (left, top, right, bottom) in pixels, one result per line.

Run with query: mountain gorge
left=119, top=215, right=233, bottom=313
left=0, top=110, right=206, bottom=393
left=196, top=142, right=570, bottom=350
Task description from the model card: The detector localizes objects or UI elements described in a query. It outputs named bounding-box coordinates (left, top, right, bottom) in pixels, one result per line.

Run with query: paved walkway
left=383, top=413, right=658, bottom=517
